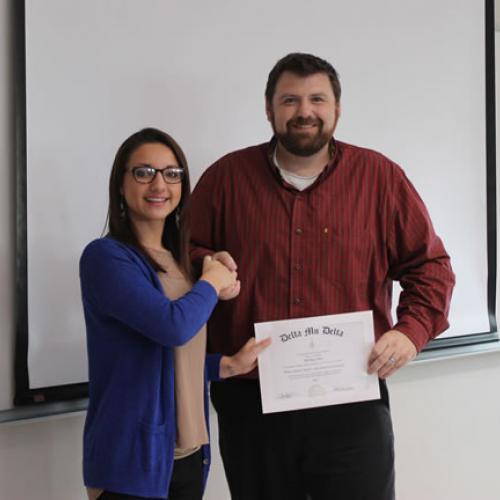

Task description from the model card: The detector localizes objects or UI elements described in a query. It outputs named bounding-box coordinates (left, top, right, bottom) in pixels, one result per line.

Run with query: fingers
left=367, top=330, right=417, bottom=379
left=367, top=344, right=394, bottom=379
left=376, top=353, right=401, bottom=379
left=251, top=336, right=272, bottom=356
left=239, top=337, right=271, bottom=369
left=203, top=255, right=237, bottom=279
left=212, top=251, right=237, bottom=272
left=203, top=254, right=224, bottom=272
left=222, top=271, right=238, bottom=292
left=220, top=337, right=272, bottom=378
left=243, top=337, right=271, bottom=370
left=219, top=280, right=241, bottom=301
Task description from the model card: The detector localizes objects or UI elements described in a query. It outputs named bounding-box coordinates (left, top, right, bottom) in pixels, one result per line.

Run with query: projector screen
left=15, top=0, right=497, bottom=403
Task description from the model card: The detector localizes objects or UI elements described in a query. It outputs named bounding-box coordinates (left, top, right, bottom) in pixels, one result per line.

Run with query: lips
left=144, top=196, right=168, bottom=205
left=293, top=124, right=317, bottom=129
left=292, top=117, right=320, bottom=125
left=288, top=118, right=322, bottom=132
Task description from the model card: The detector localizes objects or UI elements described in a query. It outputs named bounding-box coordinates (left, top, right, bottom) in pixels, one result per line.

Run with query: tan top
left=85, top=249, right=209, bottom=499
left=86, top=489, right=102, bottom=500
left=152, top=248, right=209, bottom=458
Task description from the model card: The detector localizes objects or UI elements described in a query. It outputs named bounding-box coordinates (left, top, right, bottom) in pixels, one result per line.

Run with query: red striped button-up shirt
left=190, top=139, right=455, bottom=371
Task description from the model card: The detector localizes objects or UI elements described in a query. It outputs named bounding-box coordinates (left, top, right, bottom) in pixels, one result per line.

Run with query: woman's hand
left=200, top=255, right=237, bottom=296
left=212, top=251, right=240, bottom=300
left=219, top=337, right=272, bottom=378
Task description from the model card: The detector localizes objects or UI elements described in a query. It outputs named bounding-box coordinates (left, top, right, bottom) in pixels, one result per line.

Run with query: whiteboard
left=18, top=0, right=495, bottom=394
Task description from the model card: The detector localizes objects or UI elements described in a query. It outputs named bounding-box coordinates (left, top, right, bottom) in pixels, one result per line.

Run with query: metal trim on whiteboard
left=13, top=0, right=88, bottom=406
left=421, top=0, right=498, bottom=352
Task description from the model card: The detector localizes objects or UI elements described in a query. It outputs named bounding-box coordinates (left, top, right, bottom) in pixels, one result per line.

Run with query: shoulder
left=336, top=140, right=406, bottom=179
left=337, top=141, right=398, bottom=167
left=193, top=143, right=271, bottom=197
left=216, top=142, right=268, bottom=164
left=81, top=237, right=129, bottom=260
left=203, top=143, right=269, bottom=177
left=79, top=238, right=159, bottom=295
left=80, top=237, right=148, bottom=270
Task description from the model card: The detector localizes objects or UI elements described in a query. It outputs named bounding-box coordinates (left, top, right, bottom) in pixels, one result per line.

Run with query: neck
left=275, top=141, right=330, bottom=177
left=130, top=218, right=165, bottom=251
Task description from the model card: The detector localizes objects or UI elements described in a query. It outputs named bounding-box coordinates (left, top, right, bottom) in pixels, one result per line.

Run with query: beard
left=273, top=116, right=333, bottom=157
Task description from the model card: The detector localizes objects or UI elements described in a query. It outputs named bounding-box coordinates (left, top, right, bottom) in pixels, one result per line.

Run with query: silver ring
left=388, top=356, right=396, bottom=365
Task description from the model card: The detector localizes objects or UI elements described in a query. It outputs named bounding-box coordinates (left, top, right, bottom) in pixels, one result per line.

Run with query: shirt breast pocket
left=320, top=224, right=374, bottom=287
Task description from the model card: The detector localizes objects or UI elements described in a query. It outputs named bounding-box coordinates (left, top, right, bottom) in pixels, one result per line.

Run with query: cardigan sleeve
left=80, top=239, right=218, bottom=347
left=205, top=353, right=223, bottom=381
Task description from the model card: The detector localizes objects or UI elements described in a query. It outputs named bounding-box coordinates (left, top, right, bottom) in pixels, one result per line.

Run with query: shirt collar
left=266, top=136, right=338, bottom=184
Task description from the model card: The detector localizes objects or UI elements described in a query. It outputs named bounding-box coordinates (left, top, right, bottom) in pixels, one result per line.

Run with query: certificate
left=254, top=311, right=380, bottom=414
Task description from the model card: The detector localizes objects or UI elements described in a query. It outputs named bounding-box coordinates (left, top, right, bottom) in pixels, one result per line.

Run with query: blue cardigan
left=80, top=237, right=221, bottom=498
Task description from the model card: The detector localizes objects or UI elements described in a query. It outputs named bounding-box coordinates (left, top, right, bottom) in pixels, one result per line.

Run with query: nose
left=296, top=98, right=314, bottom=119
left=150, top=170, right=167, bottom=190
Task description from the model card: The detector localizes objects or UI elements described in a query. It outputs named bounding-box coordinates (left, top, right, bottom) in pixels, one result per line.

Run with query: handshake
left=200, top=250, right=241, bottom=300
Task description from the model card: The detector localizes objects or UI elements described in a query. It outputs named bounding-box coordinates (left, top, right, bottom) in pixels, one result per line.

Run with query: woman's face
left=121, top=142, right=183, bottom=225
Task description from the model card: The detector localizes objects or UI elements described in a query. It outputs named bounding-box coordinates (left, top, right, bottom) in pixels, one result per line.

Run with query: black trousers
left=98, top=448, right=203, bottom=500
left=211, top=379, right=395, bottom=500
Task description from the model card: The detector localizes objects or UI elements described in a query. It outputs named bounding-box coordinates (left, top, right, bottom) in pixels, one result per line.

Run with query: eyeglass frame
left=125, top=165, right=185, bottom=184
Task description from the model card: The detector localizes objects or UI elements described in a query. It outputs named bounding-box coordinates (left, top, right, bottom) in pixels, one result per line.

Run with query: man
left=190, top=53, right=455, bottom=500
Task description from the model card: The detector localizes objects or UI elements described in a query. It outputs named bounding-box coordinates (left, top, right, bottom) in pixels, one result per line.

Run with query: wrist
left=219, top=355, right=238, bottom=379
left=199, top=275, right=222, bottom=295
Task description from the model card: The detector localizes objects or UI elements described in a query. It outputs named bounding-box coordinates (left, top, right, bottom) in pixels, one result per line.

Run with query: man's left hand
left=367, top=330, right=417, bottom=379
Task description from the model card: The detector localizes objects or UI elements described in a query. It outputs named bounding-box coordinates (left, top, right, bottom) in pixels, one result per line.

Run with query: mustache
left=287, top=117, right=323, bottom=127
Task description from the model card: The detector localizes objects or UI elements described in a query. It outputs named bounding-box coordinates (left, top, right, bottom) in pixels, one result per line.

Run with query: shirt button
left=294, top=297, right=301, bottom=304
left=296, top=228, right=303, bottom=235
left=203, top=458, right=209, bottom=465
left=294, top=264, right=302, bottom=271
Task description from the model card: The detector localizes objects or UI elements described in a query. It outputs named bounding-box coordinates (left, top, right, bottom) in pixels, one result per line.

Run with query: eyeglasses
left=127, top=166, right=185, bottom=184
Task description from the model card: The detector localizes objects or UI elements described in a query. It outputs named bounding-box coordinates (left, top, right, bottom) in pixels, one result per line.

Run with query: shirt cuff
left=393, top=317, right=431, bottom=353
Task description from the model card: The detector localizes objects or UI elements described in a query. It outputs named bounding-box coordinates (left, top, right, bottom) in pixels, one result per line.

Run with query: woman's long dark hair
left=107, top=127, right=193, bottom=279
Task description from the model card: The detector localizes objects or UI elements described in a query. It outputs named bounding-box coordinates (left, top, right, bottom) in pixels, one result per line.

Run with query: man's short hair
left=265, top=53, right=341, bottom=103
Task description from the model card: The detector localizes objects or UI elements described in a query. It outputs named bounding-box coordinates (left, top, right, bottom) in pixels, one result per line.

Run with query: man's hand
left=212, top=251, right=241, bottom=300
left=367, top=330, right=417, bottom=379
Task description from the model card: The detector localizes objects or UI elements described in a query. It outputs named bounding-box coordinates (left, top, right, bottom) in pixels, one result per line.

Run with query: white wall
left=1, top=0, right=499, bottom=499
left=391, top=354, right=500, bottom=499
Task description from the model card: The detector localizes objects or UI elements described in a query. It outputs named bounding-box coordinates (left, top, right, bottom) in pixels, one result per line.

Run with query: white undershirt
left=273, top=147, right=319, bottom=191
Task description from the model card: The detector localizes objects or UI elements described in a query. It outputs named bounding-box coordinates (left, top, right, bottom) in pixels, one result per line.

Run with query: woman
left=80, top=128, right=269, bottom=500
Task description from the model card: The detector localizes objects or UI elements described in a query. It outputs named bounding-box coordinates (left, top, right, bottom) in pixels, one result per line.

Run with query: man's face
left=266, top=71, right=340, bottom=157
